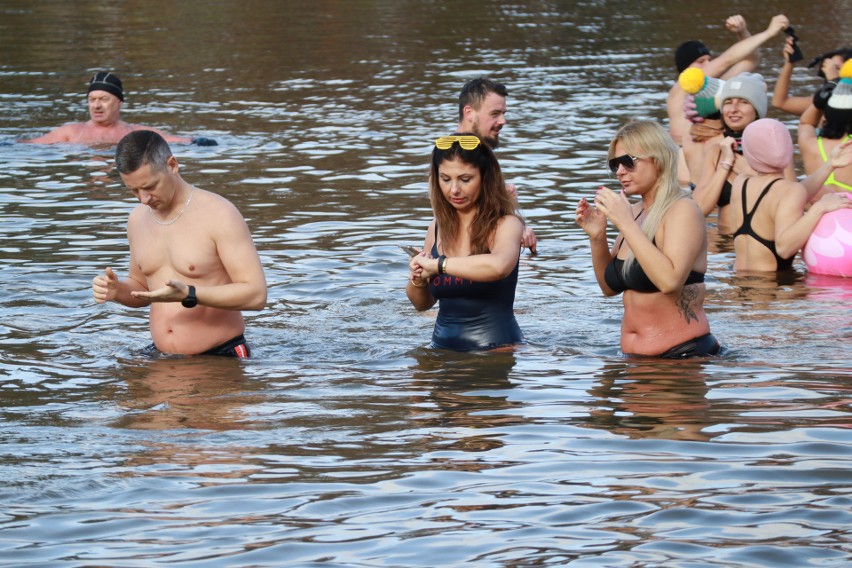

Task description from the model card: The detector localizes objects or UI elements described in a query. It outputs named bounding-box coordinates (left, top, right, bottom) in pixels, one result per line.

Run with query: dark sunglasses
left=608, top=154, right=642, bottom=175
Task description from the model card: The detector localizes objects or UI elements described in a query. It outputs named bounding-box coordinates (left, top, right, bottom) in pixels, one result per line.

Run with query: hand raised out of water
left=523, top=227, right=538, bottom=255
left=576, top=196, right=607, bottom=240
left=719, top=136, right=738, bottom=166
left=131, top=280, right=189, bottom=303
left=828, top=138, right=852, bottom=170
left=782, top=35, right=796, bottom=63
left=767, top=14, right=790, bottom=36
left=409, top=250, right=432, bottom=286
left=92, top=267, right=119, bottom=303
left=592, top=186, right=635, bottom=232
left=725, top=15, right=747, bottom=35
left=683, top=94, right=704, bottom=124
left=813, top=192, right=852, bottom=216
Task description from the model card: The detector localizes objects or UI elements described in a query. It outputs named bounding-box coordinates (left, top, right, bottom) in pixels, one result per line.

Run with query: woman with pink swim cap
left=691, top=72, right=799, bottom=236
left=726, top=118, right=852, bottom=273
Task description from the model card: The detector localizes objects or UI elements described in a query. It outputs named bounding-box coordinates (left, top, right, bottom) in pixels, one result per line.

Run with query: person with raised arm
left=667, top=14, right=789, bottom=146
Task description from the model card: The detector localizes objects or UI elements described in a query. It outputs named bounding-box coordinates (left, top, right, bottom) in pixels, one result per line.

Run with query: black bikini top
left=603, top=209, right=705, bottom=294
left=604, top=257, right=705, bottom=294
left=718, top=179, right=733, bottom=208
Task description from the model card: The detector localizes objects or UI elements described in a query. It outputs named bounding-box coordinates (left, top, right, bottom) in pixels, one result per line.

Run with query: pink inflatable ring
left=803, top=196, right=852, bottom=277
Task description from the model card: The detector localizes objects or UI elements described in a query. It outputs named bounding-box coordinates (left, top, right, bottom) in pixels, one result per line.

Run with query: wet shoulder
left=495, top=213, right=524, bottom=236
left=194, top=188, right=246, bottom=220
left=673, top=194, right=705, bottom=219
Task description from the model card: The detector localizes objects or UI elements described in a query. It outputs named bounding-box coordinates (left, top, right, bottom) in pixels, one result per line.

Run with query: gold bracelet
left=441, top=256, right=448, bottom=274
left=410, top=278, right=427, bottom=288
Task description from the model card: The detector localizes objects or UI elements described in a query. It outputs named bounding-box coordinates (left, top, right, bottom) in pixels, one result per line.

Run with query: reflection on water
left=586, top=360, right=713, bottom=441
left=1, top=0, right=851, bottom=565
left=409, top=348, right=524, bottom=454
left=109, top=356, right=260, bottom=431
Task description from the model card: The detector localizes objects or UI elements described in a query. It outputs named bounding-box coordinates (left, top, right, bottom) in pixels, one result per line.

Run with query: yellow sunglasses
left=435, top=135, right=481, bottom=150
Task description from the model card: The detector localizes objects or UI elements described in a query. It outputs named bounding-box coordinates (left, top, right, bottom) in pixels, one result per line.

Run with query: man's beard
left=470, top=121, right=500, bottom=149
left=476, top=131, right=499, bottom=149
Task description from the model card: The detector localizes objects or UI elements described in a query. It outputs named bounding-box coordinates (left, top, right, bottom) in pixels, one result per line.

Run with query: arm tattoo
left=678, top=285, right=699, bottom=324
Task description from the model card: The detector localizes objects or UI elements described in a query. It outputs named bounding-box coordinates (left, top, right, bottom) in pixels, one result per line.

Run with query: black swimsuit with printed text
left=428, top=228, right=523, bottom=351
left=732, top=178, right=795, bottom=272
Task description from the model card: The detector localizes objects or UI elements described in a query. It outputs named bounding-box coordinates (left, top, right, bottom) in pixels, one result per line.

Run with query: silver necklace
left=149, top=187, right=195, bottom=226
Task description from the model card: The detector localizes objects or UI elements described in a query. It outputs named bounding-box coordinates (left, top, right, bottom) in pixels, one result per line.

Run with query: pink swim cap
left=742, top=118, right=793, bottom=173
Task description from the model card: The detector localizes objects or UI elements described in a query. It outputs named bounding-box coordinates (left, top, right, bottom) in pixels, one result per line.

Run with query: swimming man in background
left=21, top=72, right=216, bottom=147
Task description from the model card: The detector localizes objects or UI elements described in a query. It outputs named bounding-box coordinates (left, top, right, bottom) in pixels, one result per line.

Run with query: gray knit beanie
left=719, top=72, right=767, bottom=118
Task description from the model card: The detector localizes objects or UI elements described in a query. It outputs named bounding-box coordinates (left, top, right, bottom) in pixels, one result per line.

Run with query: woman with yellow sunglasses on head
left=406, top=133, right=526, bottom=351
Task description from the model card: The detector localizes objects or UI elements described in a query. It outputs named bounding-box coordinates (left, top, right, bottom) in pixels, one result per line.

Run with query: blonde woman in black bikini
left=576, top=120, right=721, bottom=358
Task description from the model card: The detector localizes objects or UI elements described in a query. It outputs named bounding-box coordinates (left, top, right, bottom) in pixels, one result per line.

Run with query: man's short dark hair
left=458, top=78, right=508, bottom=121
left=115, top=130, right=173, bottom=174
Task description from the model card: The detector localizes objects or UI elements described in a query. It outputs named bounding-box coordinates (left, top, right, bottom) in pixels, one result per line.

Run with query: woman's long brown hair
left=428, top=133, right=521, bottom=255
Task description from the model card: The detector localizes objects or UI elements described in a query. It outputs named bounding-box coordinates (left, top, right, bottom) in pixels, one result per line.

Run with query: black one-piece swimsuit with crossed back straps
left=732, top=178, right=794, bottom=272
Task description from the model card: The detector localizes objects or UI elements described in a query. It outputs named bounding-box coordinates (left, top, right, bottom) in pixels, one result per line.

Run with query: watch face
left=182, top=286, right=197, bottom=308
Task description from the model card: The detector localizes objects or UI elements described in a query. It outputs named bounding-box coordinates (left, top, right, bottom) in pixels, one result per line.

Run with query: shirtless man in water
left=21, top=72, right=210, bottom=147
left=92, top=131, right=266, bottom=357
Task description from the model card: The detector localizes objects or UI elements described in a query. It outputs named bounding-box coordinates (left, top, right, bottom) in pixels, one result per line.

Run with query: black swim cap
left=823, top=65, right=852, bottom=136
left=675, top=41, right=711, bottom=73
left=88, top=72, right=124, bottom=101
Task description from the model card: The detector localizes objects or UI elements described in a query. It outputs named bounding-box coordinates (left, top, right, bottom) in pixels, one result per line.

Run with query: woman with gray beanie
left=692, top=72, right=795, bottom=235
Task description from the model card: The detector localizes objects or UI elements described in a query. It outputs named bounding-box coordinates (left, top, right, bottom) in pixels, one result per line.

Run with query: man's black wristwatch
left=181, top=285, right=198, bottom=308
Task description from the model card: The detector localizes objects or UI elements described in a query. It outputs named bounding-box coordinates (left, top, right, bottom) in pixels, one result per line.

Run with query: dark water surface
left=1, top=1, right=851, bottom=566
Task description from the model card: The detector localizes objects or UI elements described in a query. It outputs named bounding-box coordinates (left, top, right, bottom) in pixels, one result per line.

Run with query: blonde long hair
left=607, top=120, right=687, bottom=274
